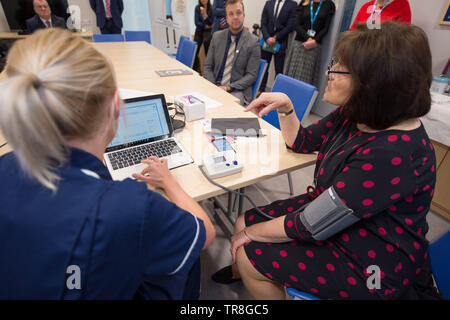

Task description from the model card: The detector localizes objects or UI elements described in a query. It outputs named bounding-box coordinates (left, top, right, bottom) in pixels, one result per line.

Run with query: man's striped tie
left=221, top=35, right=237, bottom=86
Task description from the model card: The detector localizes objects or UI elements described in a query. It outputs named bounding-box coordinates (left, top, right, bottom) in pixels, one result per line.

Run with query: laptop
left=104, top=94, right=193, bottom=181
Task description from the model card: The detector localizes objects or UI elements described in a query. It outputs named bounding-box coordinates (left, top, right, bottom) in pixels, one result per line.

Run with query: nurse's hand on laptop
left=132, top=156, right=176, bottom=191
left=132, top=156, right=217, bottom=248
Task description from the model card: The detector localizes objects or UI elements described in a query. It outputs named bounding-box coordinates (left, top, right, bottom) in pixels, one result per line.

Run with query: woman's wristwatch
left=277, top=108, right=294, bottom=117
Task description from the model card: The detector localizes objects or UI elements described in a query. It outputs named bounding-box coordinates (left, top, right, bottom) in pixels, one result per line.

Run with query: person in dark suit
left=285, top=0, right=335, bottom=87
left=211, top=0, right=228, bottom=33
left=89, top=0, right=124, bottom=34
left=259, top=0, right=297, bottom=93
left=26, top=0, right=66, bottom=34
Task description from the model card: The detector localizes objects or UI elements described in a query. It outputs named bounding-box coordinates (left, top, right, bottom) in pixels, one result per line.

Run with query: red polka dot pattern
left=243, top=106, right=436, bottom=300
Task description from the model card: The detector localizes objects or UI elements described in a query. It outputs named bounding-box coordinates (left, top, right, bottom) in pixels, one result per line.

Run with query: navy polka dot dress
left=243, top=107, right=436, bottom=300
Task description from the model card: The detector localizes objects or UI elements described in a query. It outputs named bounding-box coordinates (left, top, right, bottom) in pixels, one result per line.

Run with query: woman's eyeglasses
left=327, top=58, right=351, bottom=80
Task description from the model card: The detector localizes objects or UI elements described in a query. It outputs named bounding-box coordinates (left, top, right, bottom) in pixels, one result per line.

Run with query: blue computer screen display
left=108, top=98, right=170, bottom=148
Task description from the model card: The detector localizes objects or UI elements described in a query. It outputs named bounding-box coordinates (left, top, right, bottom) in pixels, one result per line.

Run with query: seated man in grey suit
left=26, top=0, right=66, bottom=34
left=203, top=0, right=260, bottom=105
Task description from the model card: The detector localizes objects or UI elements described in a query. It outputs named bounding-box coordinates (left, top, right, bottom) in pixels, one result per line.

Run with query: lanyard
left=368, top=0, right=391, bottom=24
left=310, top=0, right=323, bottom=29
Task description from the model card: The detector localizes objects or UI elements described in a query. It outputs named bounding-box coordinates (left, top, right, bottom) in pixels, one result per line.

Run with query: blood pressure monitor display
left=214, top=156, right=227, bottom=164
left=203, top=150, right=243, bottom=179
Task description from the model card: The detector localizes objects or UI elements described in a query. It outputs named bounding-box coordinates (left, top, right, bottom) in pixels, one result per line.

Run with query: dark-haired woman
left=214, top=22, right=440, bottom=300
left=193, top=0, right=213, bottom=73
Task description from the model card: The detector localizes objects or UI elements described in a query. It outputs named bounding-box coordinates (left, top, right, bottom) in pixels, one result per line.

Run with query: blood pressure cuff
left=299, top=187, right=360, bottom=241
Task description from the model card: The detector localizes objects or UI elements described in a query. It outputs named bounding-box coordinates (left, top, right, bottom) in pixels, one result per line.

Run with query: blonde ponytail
left=0, top=29, right=117, bottom=191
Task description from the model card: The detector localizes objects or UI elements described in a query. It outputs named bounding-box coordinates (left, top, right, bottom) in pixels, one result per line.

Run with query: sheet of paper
left=421, top=98, right=450, bottom=146
left=119, top=88, right=157, bottom=100
left=188, top=92, right=223, bottom=109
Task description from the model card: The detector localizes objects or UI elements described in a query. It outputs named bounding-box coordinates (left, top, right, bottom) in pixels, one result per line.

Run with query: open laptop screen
left=107, top=94, right=172, bottom=151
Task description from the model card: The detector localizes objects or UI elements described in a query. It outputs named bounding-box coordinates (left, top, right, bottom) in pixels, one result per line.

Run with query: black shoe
left=211, top=265, right=241, bottom=284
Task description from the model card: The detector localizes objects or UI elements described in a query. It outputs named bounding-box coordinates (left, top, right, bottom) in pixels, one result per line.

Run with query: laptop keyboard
left=107, top=139, right=182, bottom=171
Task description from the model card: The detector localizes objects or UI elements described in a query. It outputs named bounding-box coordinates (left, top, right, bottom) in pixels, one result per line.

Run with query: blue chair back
left=177, top=39, right=197, bottom=68
left=93, top=34, right=124, bottom=43
left=124, top=30, right=151, bottom=44
left=430, top=231, right=450, bottom=299
left=251, top=59, right=268, bottom=101
left=263, top=74, right=318, bottom=130
left=286, top=288, right=321, bottom=300
left=175, top=35, right=190, bottom=60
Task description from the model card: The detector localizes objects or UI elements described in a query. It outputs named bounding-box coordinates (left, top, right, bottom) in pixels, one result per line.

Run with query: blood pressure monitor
left=202, top=150, right=243, bottom=179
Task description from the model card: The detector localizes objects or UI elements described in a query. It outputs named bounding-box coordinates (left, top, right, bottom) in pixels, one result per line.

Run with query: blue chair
left=263, top=74, right=318, bottom=130
left=286, top=288, right=321, bottom=300
left=124, top=30, right=151, bottom=44
left=263, top=74, right=318, bottom=195
left=174, top=35, right=190, bottom=60
left=93, top=34, right=124, bottom=42
left=429, top=230, right=450, bottom=299
left=177, top=39, right=198, bottom=68
left=251, top=59, right=268, bottom=102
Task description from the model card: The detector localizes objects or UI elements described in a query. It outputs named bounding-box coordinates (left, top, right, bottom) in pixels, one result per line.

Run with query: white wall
left=410, top=0, right=450, bottom=76
left=242, top=0, right=270, bottom=31
left=122, top=0, right=151, bottom=32
left=68, top=0, right=99, bottom=33
left=0, top=2, right=10, bottom=31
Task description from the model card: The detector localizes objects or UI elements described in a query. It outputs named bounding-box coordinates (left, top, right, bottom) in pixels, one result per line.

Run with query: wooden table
left=93, top=42, right=316, bottom=202
left=1, top=42, right=316, bottom=204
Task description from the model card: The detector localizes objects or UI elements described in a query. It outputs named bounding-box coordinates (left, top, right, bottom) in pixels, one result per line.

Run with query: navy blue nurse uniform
left=0, top=148, right=205, bottom=299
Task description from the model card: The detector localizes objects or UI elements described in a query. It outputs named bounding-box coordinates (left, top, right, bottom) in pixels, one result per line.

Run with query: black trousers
left=100, top=18, right=122, bottom=34
left=193, top=28, right=212, bottom=73
left=260, top=48, right=286, bottom=92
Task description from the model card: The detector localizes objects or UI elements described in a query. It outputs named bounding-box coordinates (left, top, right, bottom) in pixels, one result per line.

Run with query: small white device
left=174, top=94, right=205, bottom=122
left=202, top=150, right=243, bottom=179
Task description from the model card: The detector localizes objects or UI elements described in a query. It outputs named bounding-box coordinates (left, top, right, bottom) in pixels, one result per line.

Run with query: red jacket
left=350, top=0, right=411, bottom=31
